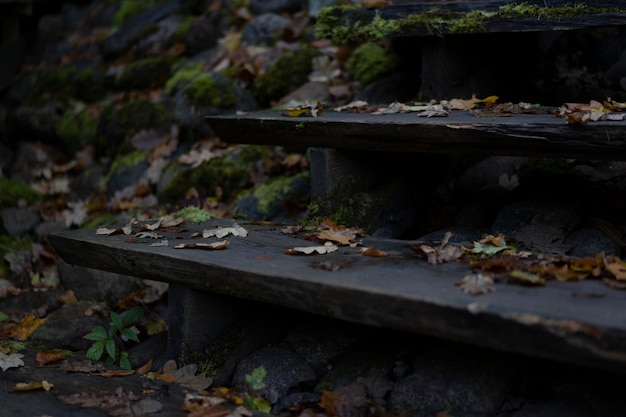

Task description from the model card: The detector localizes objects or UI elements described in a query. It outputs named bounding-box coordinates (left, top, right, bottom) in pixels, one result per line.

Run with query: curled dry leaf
left=281, top=224, right=303, bottom=234
left=150, top=239, right=169, bottom=247
left=455, top=274, right=495, bottom=296
left=36, top=350, right=64, bottom=366
left=201, top=223, right=248, bottom=238
left=11, top=380, right=54, bottom=391
left=409, top=232, right=464, bottom=264
left=174, top=240, right=230, bottom=250
left=135, top=231, right=162, bottom=239
left=285, top=241, right=339, bottom=255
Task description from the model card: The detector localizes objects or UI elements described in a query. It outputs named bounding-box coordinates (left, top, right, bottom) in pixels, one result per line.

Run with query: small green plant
left=84, top=306, right=144, bottom=370
left=243, top=366, right=271, bottom=412
left=0, top=311, right=7, bottom=321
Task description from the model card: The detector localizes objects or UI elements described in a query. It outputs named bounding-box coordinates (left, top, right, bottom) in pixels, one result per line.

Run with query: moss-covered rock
left=170, top=205, right=212, bottom=222
left=252, top=47, right=320, bottom=107
left=234, top=171, right=310, bottom=220
left=346, top=42, right=396, bottom=86
left=26, top=66, right=106, bottom=103
left=55, top=104, right=99, bottom=153
left=101, top=149, right=151, bottom=194
left=158, top=150, right=252, bottom=204
left=115, top=56, right=179, bottom=90
left=0, top=178, right=42, bottom=208
left=165, top=62, right=204, bottom=92
left=182, top=72, right=238, bottom=109
left=113, top=0, right=169, bottom=28
left=96, top=98, right=173, bottom=157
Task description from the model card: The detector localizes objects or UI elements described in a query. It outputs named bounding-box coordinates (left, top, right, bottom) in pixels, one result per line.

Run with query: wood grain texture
left=51, top=220, right=626, bottom=373
left=207, top=110, right=626, bottom=160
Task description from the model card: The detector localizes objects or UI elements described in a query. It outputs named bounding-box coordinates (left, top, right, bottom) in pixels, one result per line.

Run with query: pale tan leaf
left=285, top=242, right=339, bottom=255
left=455, top=274, right=495, bottom=295
left=0, top=352, right=25, bottom=371
left=201, top=224, right=248, bottom=238
left=173, top=241, right=230, bottom=250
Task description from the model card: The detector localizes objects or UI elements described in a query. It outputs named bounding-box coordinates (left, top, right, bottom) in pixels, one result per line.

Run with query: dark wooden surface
left=51, top=219, right=626, bottom=373
left=207, top=110, right=626, bottom=160
left=321, top=1, right=626, bottom=38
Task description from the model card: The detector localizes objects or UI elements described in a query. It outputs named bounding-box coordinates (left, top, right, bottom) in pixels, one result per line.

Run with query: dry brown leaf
left=9, top=314, right=46, bottom=341
left=36, top=350, right=64, bottom=366
left=174, top=240, right=230, bottom=250
left=409, top=232, right=464, bottom=264
left=281, top=225, right=303, bottom=234
left=508, top=270, right=546, bottom=286
left=455, top=274, right=495, bottom=296
left=357, top=246, right=389, bottom=257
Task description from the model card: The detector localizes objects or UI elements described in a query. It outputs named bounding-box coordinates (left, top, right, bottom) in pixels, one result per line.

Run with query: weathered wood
left=317, top=1, right=626, bottom=41
left=50, top=220, right=626, bottom=374
left=207, top=110, right=626, bottom=160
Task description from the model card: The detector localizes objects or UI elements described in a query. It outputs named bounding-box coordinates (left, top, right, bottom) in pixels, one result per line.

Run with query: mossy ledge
left=316, top=3, right=624, bottom=43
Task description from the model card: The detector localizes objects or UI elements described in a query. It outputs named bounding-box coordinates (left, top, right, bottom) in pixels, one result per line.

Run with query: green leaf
left=245, top=366, right=267, bottom=390
left=470, top=241, right=513, bottom=258
left=86, top=340, right=105, bottom=361
left=0, top=311, right=7, bottom=322
left=243, top=394, right=271, bottom=413
left=104, top=338, right=117, bottom=360
left=110, top=311, right=123, bottom=331
left=122, top=306, right=144, bottom=327
left=120, top=327, right=139, bottom=343
left=83, top=326, right=107, bottom=341
left=119, top=351, right=132, bottom=370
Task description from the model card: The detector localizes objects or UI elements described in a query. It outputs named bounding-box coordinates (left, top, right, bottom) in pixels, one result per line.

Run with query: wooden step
left=206, top=110, right=626, bottom=160
left=50, top=219, right=626, bottom=374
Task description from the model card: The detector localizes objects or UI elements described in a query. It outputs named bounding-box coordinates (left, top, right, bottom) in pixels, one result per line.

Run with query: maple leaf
left=455, top=274, right=496, bottom=296
left=0, top=352, right=25, bottom=371
left=9, top=314, right=46, bottom=341
left=157, top=360, right=213, bottom=391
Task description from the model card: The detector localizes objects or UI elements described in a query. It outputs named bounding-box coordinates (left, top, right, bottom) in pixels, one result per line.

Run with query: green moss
left=113, top=0, right=168, bottom=28
left=170, top=17, right=194, bottom=44
left=182, top=73, right=238, bottom=109
left=253, top=47, right=320, bottom=106
left=170, top=206, right=213, bottom=222
left=0, top=178, right=42, bottom=208
left=165, top=62, right=204, bottom=92
left=346, top=42, right=396, bottom=86
left=316, top=4, right=622, bottom=43
left=183, top=325, right=246, bottom=379
left=82, top=212, right=118, bottom=229
left=115, top=56, right=178, bottom=90
left=55, top=105, right=98, bottom=153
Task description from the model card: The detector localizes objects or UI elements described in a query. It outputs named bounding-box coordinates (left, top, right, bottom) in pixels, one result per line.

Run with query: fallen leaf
left=455, top=274, right=496, bottom=295
left=285, top=242, right=339, bottom=255
left=150, top=239, right=169, bottom=247
left=0, top=352, right=25, bottom=371
left=155, top=360, right=213, bottom=391
left=11, top=380, right=54, bottom=391
left=174, top=241, right=230, bottom=250
left=508, top=270, right=546, bottom=286
left=409, top=232, right=464, bottom=264
left=36, top=350, right=64, bottom=366
left=281, top=225, right=303, bottom=234
left=357, top=246, right=389, bottom=257
left=9, top=314, right=46, bottom=341
left=282, top=101, right=323, bottom=117
left=135, top=231, right=162, bottom=239
left=201, top=224, right=248, bottom=238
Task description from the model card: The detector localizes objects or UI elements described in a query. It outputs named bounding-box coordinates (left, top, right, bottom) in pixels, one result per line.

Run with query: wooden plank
left=207, top=110, right=626, bottom=160
left=50, top=220, right=626, bottom=373
left=317, top=1, right=626, bottom=41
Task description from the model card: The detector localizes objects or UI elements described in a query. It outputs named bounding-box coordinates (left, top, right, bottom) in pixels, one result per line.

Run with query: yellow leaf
left=11, top=314, right=46, bottom=341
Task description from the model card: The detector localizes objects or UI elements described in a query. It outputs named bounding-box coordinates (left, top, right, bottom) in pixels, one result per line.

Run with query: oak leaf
left=455, top=273, right=496, bottom=295
left=0, top=352, right=25, bottom=371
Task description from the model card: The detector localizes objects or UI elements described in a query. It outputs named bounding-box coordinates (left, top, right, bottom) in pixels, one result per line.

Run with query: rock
left=250, top=0, right=305, bottom=14
left=101, top=0, right=182, bottom=58
left=564, top=227, right=621, bottom=258
left=308, top=0, right=336, bottom=17
left=417, top=226, right=485, bottom=245
left=185, top=15, right=227, bottom=55
left=136, top=16, right=184, bottom=56
left=30, top=301, right=110, bottom=351
left=0, top=207, right=41, bottom=236
left=388, top=347, right=515, bottom=417
left=285, top=319, right=364, bottom=377
left=127, top=332, right=168, bottom=369
left=0, top=290, right=64, bottom=318
left=354, top=73, right=420, bottom=105
left=241, top=13, right=291, bottom=46
left=276, top=81, right=330, bottom=106
left=491, top=198, right=584, bottom=236
left=57, top=258, right=142, bottom=302
left=232, top=346, right=316, bottom=405
left=455, top=155, right=527, bottom=196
